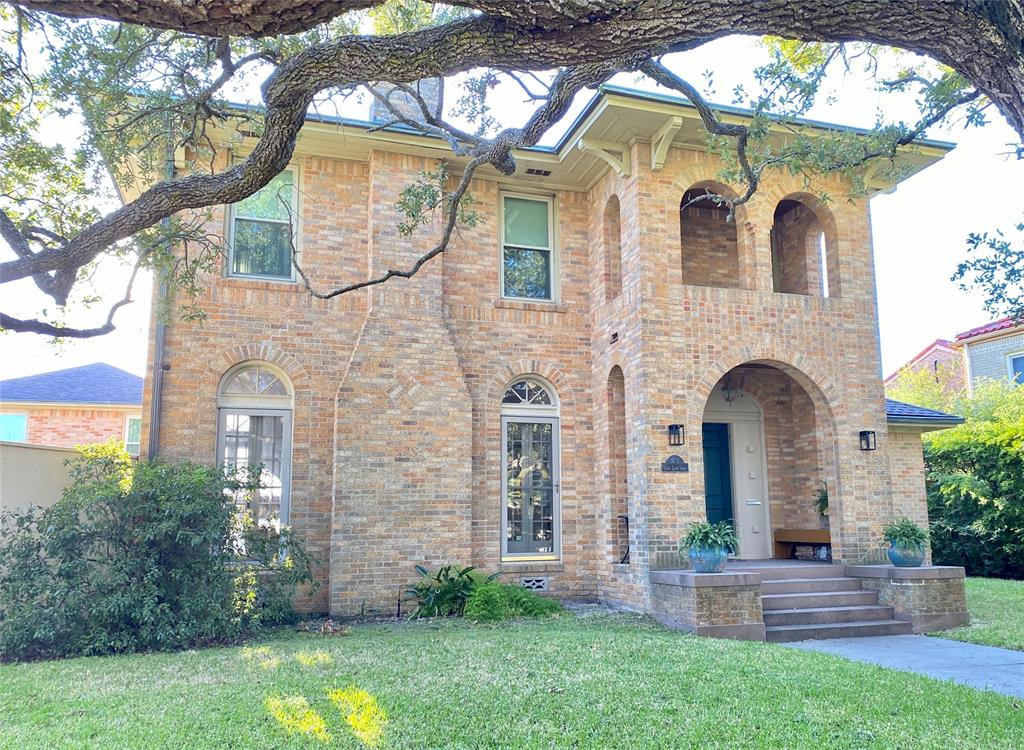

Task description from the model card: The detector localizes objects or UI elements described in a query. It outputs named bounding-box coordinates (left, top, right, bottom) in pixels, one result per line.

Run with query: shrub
left=0, top=442, right=316, bottom=661
left=926, top=416, right=1024, bottom=579
left=464, top=583, right=562, bottom=622
left=404, top=565, right=498, bottom=618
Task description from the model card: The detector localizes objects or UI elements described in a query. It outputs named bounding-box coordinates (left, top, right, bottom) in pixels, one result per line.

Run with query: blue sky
left=1, top=35, right=1020, bottom=380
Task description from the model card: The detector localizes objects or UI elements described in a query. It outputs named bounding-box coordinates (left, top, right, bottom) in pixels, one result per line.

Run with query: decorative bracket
left=650, top=115, right=682, bottom=171
left=860, top=160, right=895, bottom=195
left=577, top=138, right=631, bottom=177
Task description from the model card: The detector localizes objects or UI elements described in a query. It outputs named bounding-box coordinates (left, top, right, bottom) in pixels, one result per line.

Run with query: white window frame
left=226, top=162, right=301, bottom=282
left=215, top=362, right=295, bottom=524
left=500, top=377, right=561, bottom=561
left=0, top=413, right=28, bottom=443
left=1006, top=351, right=1024, bottom=384
left=215, top=408, right=293, bottom=524
left=124, top=415, right=142, bottom=456
left=499, top=192, right=558, bottom=302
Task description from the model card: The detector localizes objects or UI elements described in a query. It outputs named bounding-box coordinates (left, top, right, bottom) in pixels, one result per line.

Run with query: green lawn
left=935, top=577, right=1024, bottom=651
left=1, top=612, right=1022, bottom=749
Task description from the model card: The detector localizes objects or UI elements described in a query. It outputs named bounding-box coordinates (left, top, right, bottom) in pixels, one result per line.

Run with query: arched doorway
left=701, top=362, right=838, bottom=560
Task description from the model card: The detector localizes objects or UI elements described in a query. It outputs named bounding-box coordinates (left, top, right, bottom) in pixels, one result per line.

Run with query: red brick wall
left=11, top=407, right=134, bottom=449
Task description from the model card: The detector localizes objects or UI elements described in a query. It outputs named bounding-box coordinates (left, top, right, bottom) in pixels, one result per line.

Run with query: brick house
left=137, top=84, right=968, bottom=636
left=0, top=363, right=143, bottom=453
left=884, top=338, right=965, bottom=392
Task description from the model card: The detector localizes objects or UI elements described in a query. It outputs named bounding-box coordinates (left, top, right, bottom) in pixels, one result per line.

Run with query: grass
left=935, top=577, right=1024, bottom=651
left=0, top=612, right=1022, bottom=749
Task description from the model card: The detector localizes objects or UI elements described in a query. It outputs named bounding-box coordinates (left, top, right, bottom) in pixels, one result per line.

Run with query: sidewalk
left=784, top=634, right=1024, bottom=698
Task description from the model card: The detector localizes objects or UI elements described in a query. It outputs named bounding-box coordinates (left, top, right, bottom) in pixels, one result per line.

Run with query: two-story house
left=955, top=317, right=1024, bottom=390
left=137, top=83, right=968, bottom=639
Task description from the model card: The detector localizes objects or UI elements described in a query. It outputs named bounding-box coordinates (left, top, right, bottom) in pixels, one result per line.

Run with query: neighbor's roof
left=955, top=317, right=1021, bottom=343
left=0, top=363, right=143, bottom=406
left=885, top=398, right=964, bottom=428
left=882, top=338, right=957, bottom=384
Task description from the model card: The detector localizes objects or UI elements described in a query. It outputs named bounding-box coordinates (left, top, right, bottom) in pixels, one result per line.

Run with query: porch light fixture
left=859, top=430, right=877, bottom=451
left=721, top=377, right=743, bottom=404
left=668, top=424, right=683, bottom=446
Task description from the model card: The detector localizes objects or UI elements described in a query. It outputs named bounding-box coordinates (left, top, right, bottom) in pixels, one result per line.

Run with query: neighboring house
left=0, top=363, right=144, bottom=453
left=884, top=338, right=964, bottom=392
left=133, top=83, right=965, bottom=633
left=954, top=317, right=1024, bottom=391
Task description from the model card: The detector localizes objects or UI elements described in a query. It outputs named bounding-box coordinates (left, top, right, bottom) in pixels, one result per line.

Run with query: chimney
left=369, top=78, right=443, bottom=123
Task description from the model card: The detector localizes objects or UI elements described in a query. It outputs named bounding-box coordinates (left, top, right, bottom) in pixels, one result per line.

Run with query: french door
left=501, top=415, right=560, bottom=558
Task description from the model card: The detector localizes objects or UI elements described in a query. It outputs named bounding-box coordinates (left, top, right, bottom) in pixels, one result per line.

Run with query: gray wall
left=965, top=331, right=1024, bottom=385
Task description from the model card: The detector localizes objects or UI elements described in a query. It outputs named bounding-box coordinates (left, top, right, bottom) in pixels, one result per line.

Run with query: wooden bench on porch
left=773, top=528, right=831, bottom=560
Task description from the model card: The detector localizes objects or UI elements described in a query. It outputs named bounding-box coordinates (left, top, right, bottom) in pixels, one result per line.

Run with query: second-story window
left=502, top=194, right=553, bottom=301
left=229, top=169, right=296, bottom=280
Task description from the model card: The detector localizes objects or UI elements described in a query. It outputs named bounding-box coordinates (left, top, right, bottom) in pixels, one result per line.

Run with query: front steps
left=756, top=566, right=913, bottom=642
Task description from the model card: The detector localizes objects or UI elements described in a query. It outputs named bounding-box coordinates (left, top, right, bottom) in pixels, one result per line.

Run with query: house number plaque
left=661, top=455, right=689, bottom=472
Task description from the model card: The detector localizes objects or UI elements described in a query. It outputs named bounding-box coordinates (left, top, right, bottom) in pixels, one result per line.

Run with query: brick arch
left=676, top=177, right=755, bottom=290
left=692, top=349, right=841, bottom=425
left=207, top=342, right=310, bottom=395
left=487, top=359, right=575, bottom=412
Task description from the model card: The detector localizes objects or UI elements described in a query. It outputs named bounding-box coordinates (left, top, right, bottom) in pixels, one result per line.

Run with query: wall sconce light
left=668, top=424, right=683, bottom=446
left=859, top=430, right=877, bottom=451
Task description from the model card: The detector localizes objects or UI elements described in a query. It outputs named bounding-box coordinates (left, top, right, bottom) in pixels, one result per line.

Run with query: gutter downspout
left=147, top=123, right=173, bottom=460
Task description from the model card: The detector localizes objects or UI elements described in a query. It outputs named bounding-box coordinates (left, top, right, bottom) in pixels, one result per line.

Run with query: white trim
left=217, top=361, right=294, bottom=410
left=1005, top=350, right=1024, bottom=383
left=226, top=161, right=302, bottom=282
left=962, top=342, right=974, bottom=395
left=499, top=192, right=558, bottom=303
left=124, top=414, right=142, bottom=456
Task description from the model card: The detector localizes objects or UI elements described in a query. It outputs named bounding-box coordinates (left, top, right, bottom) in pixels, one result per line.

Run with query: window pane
left=1012, top=356, right=1024, bottom=383
left=220, top=412, right=286, bottom=524
left=503, top=247, right=551, bottom=299
left=235, top=170, right=294, bottom=221
left=505, top=420, right=555, bottom=555
left=0, top=414, right=27, bottom=442
left=503, top=197, right=549, bottom=248
left=125, top=417, right=142, bottom=456
left=232, top=219, right=292, bottom=277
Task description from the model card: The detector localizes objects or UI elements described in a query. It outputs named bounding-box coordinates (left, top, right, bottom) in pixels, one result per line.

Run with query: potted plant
left=881, top=517, right=929, bottom=567
left=679, top=520, right=738, bottom=573
left=814, top=481, right=829, bottom=529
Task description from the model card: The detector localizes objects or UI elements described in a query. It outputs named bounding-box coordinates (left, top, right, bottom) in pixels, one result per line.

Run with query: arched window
left=770, top=198, right=838, bottom=297
left=216, top=362, right=293, bottom=525
left=500, top=377, right=560, bottom=560
left=607, top=366, right=628, bottom=563
left=680, top=186, right=743, bottom=289
left=604, top=195, right=623, bottom=301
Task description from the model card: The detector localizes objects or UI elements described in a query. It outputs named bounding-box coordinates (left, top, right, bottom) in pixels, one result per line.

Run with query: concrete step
left=763, top=604, right=895, bottom=626
left=765, top=619, right=913, bottom=643
left=730, top=564, right=846, bottom=580
left=762, top=590, right=877, bottom=610
left=760, top=577, right=863, bottom=595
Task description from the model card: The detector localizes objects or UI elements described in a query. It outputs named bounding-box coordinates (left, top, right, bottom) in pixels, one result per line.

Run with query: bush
left=926, top=418, right=1024, bottom=579
left=404, top=565, right=498, bottom=618
left=0, top=442, right=316, bottom=661
left=464, top=583, right=562, bottom=622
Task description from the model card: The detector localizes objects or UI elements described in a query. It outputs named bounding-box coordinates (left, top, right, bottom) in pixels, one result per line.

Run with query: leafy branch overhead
left=0, top=0, right=1022, bottom=336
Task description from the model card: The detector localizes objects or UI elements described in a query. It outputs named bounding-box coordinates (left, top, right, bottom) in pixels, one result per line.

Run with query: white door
left=703, top=388, right=771, bottom=559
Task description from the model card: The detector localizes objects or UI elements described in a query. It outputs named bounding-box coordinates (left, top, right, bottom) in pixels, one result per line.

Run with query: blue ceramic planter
left=689, top=546, right=729, bottom=573
left=887, top=544, right=926, bottom=567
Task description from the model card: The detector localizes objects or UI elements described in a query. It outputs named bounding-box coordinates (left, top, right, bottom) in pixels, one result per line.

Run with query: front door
left=702, top=422, right=733, bottom=526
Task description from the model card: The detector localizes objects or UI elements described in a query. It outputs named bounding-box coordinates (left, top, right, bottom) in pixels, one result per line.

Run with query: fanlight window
left=221, top=365, right=290, bottom=397
left=502, top=378, right=553, bottom=407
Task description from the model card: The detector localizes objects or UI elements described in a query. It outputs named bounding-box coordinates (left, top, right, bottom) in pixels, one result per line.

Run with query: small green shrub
left=679, top=520, right=737, bottom=553
left=464, top=583, right=562, bottom=621
left=881, top=517, right=929, bottom=549
left=0, top=442, right=316, bottom=661
left=405, top=565, right=499, bottom=618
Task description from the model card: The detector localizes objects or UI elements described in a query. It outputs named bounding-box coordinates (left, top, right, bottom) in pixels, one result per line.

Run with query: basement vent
left=525, top=167, right=552, bottom=177
left=520, top=576, right=549, bottom=591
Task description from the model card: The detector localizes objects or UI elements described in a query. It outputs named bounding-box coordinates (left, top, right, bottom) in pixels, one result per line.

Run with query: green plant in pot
left=679, top=520, right=737, bottom=573
left=814, top=481, right=829, bottom=529
left=881, top=517, right=929, bottom=567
